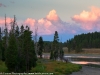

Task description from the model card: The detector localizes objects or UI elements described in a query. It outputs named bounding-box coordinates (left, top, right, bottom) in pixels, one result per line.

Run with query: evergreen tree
left=50, top=50, right=54, bottom=59
left=1, top=37, right=6, bottom=61
left=5, top=33, right=18, bottom=72
left=38, top=36, right=44, bottom=58
left=59, top=42, right=64, bottom=60
left=22, top=26, right=37, bottom=72
left=0, top=16, right=37, bottom=72
left=51, top=31, right=59, bottom=60
left=0, top=27, right=2, bottom=60
left=50, top=42, right=54, bottom=59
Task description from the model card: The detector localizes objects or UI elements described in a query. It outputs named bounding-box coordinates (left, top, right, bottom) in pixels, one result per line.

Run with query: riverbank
left=31, top=59, right=82, bottom=75
left=70, top=66, right=100, bottom=75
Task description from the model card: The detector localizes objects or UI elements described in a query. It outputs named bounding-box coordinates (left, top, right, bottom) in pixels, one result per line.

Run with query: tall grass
left=31, top=59, right=82, bottom=75
left=0, top=59, right=82, bottom=75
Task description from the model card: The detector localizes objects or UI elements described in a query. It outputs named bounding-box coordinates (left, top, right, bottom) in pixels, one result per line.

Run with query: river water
left=64, top=54, right=100, bottom=65
left=43, top=54, right=100, bottom=65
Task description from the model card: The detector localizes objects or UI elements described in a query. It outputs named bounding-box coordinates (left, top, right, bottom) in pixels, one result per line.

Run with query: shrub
left=30, top=63, right=45, bottom=73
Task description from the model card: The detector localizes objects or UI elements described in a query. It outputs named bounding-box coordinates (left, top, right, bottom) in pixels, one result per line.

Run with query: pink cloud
left=24, top=18, right=36, bottom=26
left=23, top=10, right=69, bottom=35
left=0, top=17, right=12, bottom=25
left=0, top=3, right=6, bottom=7
left=72, top=6, right=100, bottom=30
left=0, top=10, right=79, bottom=35
left=24, top=17, right=59, bottom=35
left=46, top=10, right=59, bottom=21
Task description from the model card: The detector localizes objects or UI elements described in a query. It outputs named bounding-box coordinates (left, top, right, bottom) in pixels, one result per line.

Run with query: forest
left=0, top=15, right=64, bottom=73
left=67, top=32, right=100, bottom=53
left=0, top=15, right=37, bottom=72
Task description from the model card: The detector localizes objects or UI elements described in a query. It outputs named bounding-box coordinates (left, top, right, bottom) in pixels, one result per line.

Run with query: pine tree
left=51, top=31, right=59, bottom=60
left=0, top=27, right=2, bottom=60
left=21, top=26, right=37, bottom=72
left=38, top=36, right=44, bottom=58
left=50, top=50, right=54, bottom=59
left=5, top=33, right=18, bottom=72
left=59, top=42, right=64, bottom=60
left=15, top=26, right=25, bottom=72
left=5, top=15, right=19, bottom=72
left=50, top=42, right=54, bottom=59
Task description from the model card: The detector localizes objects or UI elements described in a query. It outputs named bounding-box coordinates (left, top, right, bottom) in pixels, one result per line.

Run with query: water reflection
left=42, top=54, right=100, bottom=65
left=71, top=61, right=100, bottom=65
left=64, top=56, right=100, bottom=65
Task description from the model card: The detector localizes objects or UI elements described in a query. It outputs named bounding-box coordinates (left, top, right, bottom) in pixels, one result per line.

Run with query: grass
left=31, top=59, right=82, bottom=75
left=0, top=59, right=82, bottom=75
left=0, top=61, right=8, bottom=72
left=63, top=47, right=100, bottom=54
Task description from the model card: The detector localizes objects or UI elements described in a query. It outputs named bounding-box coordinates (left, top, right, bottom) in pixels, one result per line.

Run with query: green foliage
left=50, top=31, right=59, bottom=60
left=30, top=63, right=45, bottom=73
left=5, top=34, right=18, bottom=72
left=50, top=31, right=64, bottom=60
left=19, top=26, right=37, bottom=72
left=0, top=41, right=2, bottom=60
left=0, top=28, right=2, bottom=60
left=50, top=50, right=54, bottom=59
left=38, top=36, right=44, bottom=58
left=44, top=41, right=52, bottom=52
left=5, top=24, right=37, bottom=72
left=0, top=61, right=8, bottom=72
left=0, top=59, right=82, bottom=75
left=0, top=16, right=37, bottom=73
left=59, top=43, right=64, bottom=60
left=44, top=60, right=81, bottom=75
left=1, top=36, right=6, bottom=61
left=31, top=59, right=81, bottom=75
left=67, top=31, right=100, bottom=52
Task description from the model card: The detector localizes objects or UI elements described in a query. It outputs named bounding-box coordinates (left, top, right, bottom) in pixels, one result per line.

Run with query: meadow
left=31, top=59, right=82, bottom=75
left=63, top=47, right=100, bottom=54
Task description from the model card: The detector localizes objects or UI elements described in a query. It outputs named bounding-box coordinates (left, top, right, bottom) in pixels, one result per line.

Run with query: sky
left=1, top=0, right=100, bottom=42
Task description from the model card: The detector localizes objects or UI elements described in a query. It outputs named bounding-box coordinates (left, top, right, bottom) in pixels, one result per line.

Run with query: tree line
left=67, top=32, right=100, bottom=53
left=0, top=15, right=64, bottom=72
left=0, top=15, right=38, bottom=72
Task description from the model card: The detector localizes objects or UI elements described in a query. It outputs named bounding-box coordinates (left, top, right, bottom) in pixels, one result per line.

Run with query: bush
left=30, top=63, right=45, bottom=73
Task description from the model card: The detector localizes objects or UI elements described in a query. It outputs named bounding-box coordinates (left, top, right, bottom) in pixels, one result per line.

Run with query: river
left=64, top=54, right=100, bottom=65
left=43, top=53, right=100, bottom=65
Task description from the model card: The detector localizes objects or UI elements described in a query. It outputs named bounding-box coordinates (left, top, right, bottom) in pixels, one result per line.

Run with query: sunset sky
left=1, top=0, right=100, bottom=42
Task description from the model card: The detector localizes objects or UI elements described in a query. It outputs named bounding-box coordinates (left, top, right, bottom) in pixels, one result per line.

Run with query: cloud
left=46, top=10, right=60, bottom=21
left=24, top=10, right=78, bottom=35
left=0, top=10, right=81, bottom=35
left=24, top=17, right=65, bottom=35
left=0, top=17, right=12, bottom=25
left=0, top=3, right=6, bottom=7
left=24, top=18, right=36, bottom=26
left=1, top=7, right=100, bottom=36
left=72, top=6, right=100, bottom=31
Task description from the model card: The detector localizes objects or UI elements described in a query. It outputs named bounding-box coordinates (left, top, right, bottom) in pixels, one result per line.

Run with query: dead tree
left=34, top=24, right=38, bottom=56
left=5, top=14, right=8, bottom=48
left=10, top=15, right=17, bottom=34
